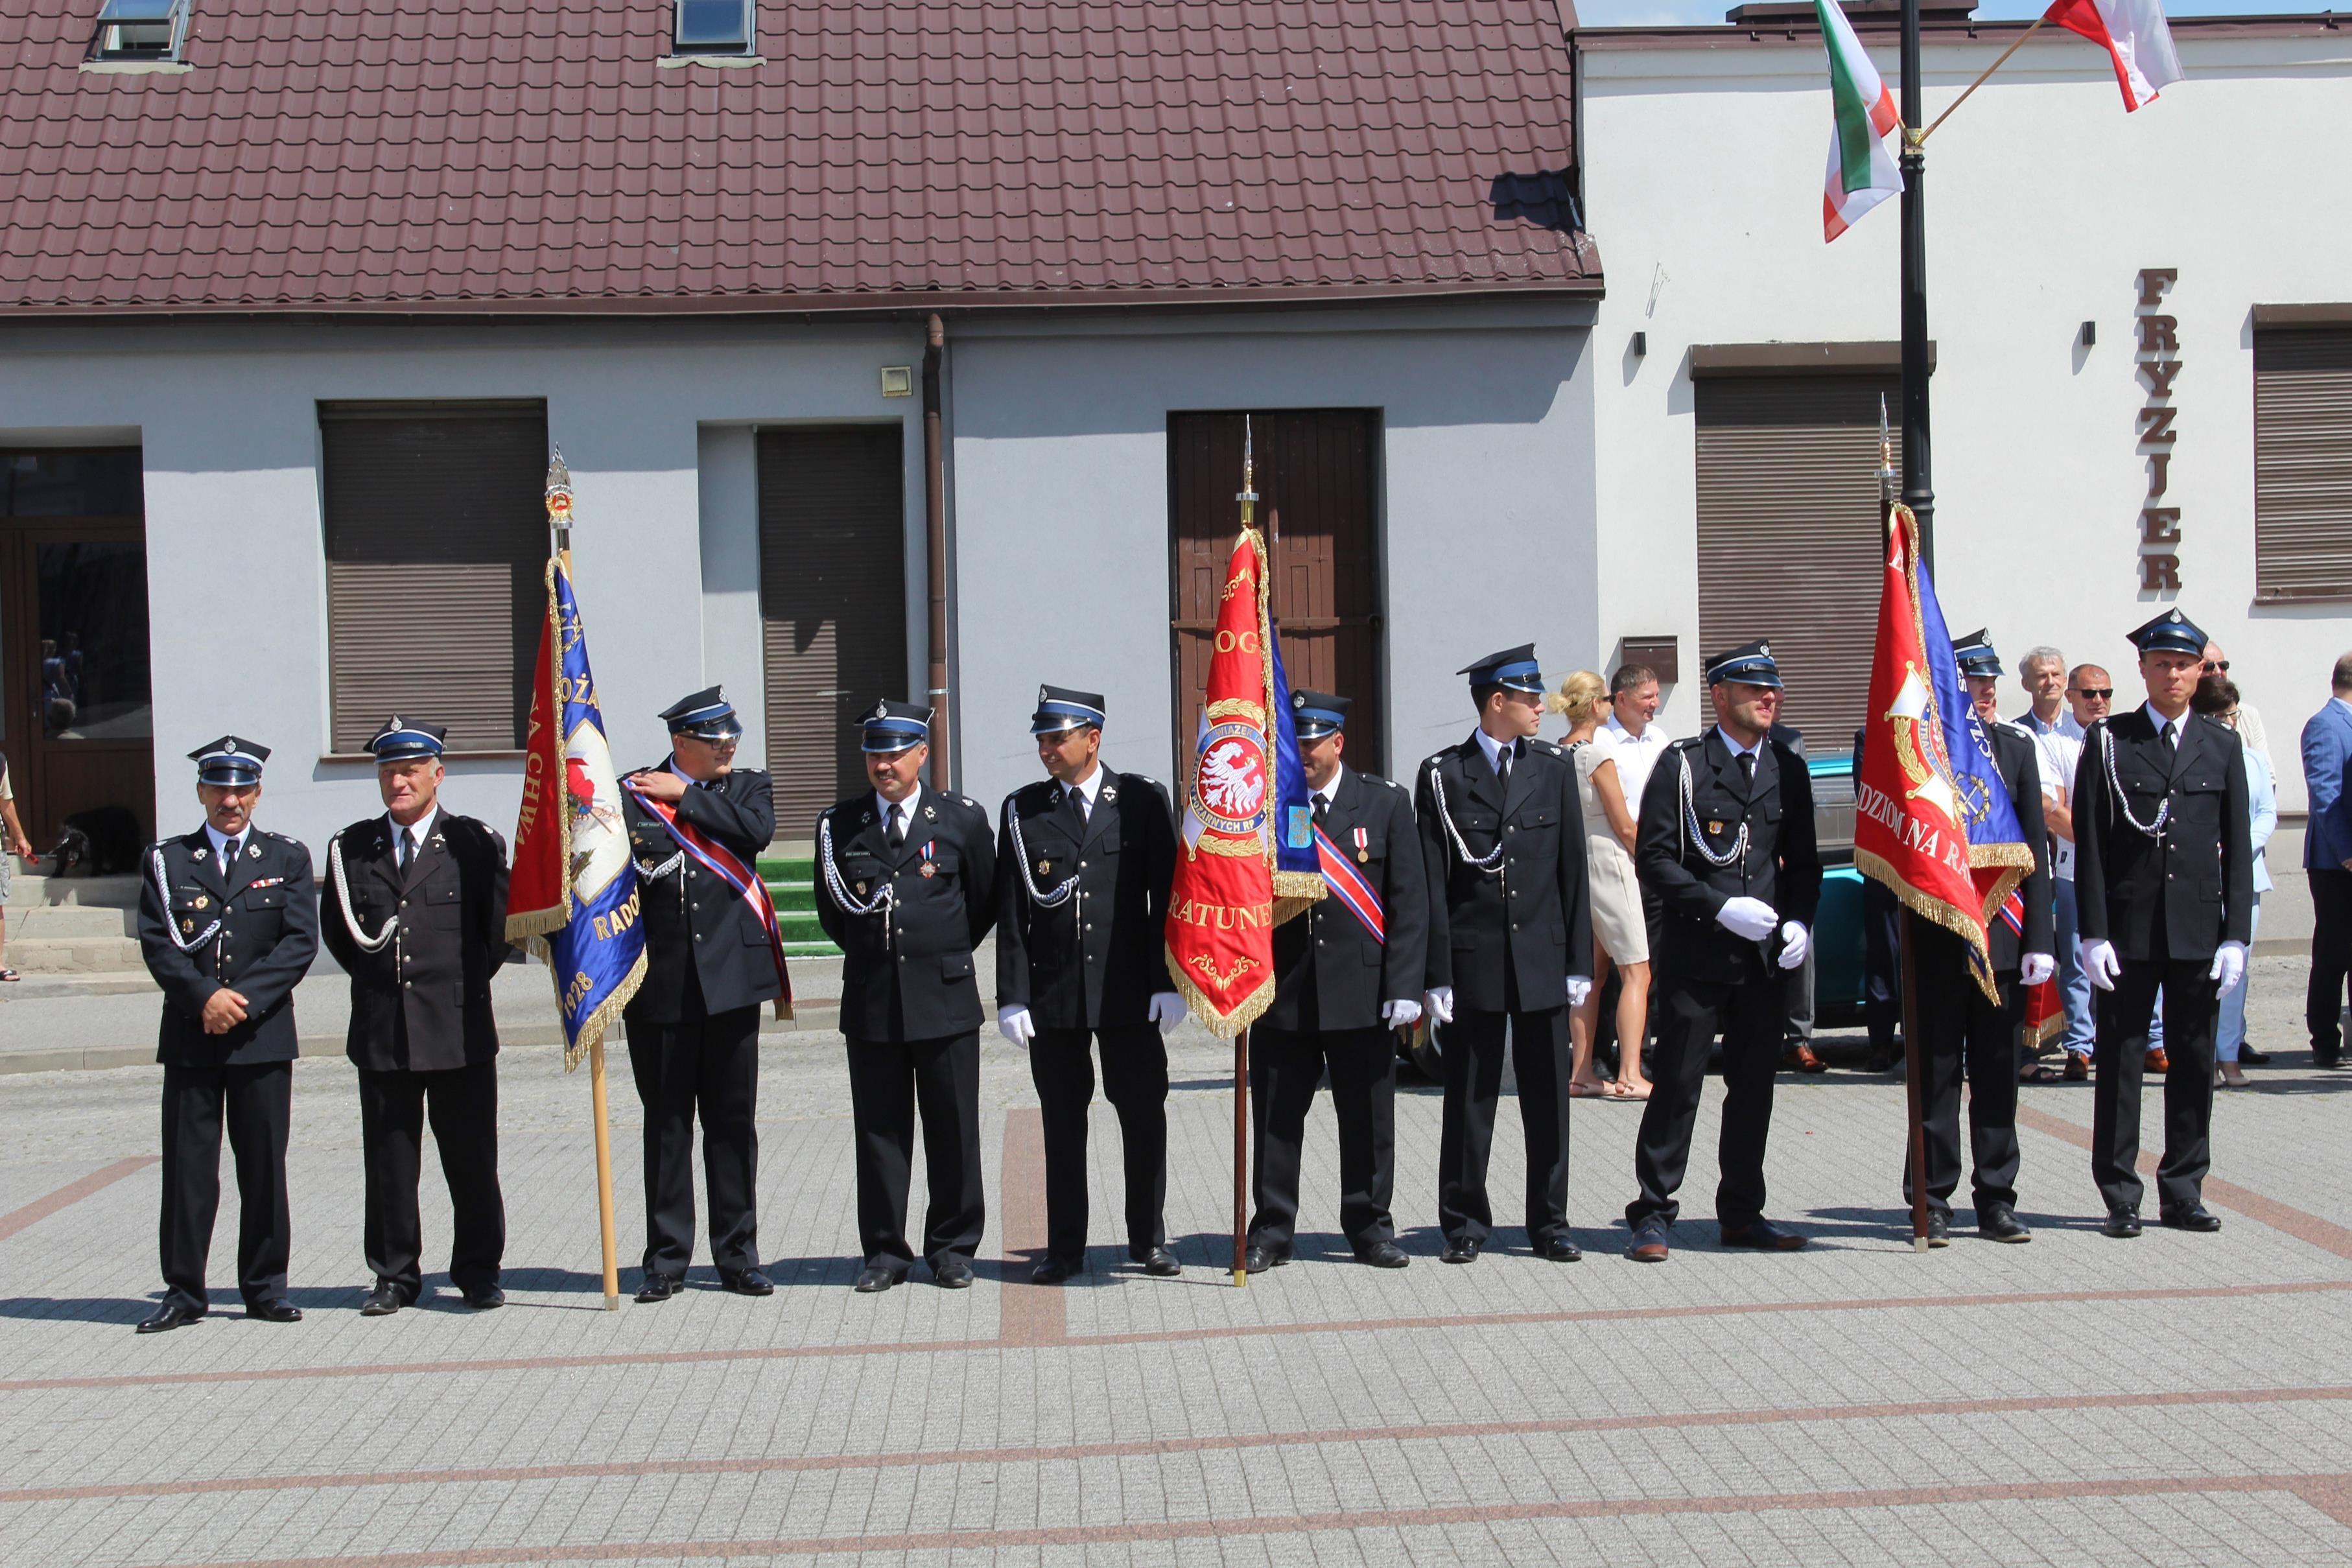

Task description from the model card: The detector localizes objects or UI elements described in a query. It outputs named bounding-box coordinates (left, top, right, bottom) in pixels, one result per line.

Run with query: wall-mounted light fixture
left=1632, top=331, right=1648, bottom=358
left=2079, top=321, right=2097, bottom=348
left=880, top=366, right=913, bottom=398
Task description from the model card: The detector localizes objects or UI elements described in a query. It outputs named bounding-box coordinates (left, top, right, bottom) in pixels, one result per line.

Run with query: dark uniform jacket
left=816, top=784, right=999, bottom=1042
left=2072, top=707, right=2254, bottom=961
left=1853, top=721, right=2054, bottom=969
left=320, top=812, right=511, bottom=1072
left=622, top=766, right=782, bottom=1025
left=1636, top=729, right=1822, bottom=985
left=137, top=827, right=320, bottom=1067
left=1416, top=734, right=1593, bottom=1013
left=994, top=769, right=1176, bottom=1031
left=1266, top=766, right=1431, bottom=1034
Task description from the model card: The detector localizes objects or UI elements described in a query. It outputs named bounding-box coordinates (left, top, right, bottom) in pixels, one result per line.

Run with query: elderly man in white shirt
left=2013, top=648, right=2092, bottom=1077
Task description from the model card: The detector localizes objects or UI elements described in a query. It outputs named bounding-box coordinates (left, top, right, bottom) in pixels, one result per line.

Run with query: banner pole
left=1919, top=14, right=2049, bottom=145
left=1897, top=910, right=1932, bottom=1252
left=1233, top=1025, right=1249, bottom=1287
left=591, top=1030, right=622, bottom=1309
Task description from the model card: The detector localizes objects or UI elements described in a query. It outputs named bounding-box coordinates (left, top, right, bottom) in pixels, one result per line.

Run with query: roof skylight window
left=90, top=0, right=183, bottom=60
left=673, top=0, right=751, bottom=53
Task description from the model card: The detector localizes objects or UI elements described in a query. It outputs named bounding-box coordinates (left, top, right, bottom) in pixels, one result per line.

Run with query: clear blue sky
left=1577, top=0, right=2316, bottom=25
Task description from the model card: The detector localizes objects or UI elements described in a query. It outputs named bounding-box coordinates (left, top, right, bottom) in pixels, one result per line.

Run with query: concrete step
left=6, top=935, right=148, bottom=973
left=7, top=871, right=140, bottom=911
left=0, top=970, right=158, bottom=1000
left=6, top=902, right=137, bottom=939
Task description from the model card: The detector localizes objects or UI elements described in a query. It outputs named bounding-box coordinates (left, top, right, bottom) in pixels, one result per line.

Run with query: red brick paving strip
left=100, top=1473, right=2352, bottom=1566
left=0, top=1156, right=156, bottom=1245
left=994, top=1107, right=1065, bottom=1346
left=12, top=1383, right=2347, bottom=1506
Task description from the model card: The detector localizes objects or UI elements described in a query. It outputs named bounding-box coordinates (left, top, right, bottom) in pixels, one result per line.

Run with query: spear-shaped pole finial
left=1236, top=414, right=1258, bottom=536
left=1876, top=395, right=1897, bottom=513
left=546, top=447, right=575, bottom=555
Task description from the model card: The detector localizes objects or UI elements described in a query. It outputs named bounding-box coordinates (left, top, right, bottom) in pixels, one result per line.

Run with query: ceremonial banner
left=1265, top=624, right=1322, bottom=893
left=506, top=552, right=646, bottom=1069
left=1853, top=504, right=2036, bottom=1001
left=1165, top=528, right=1319, bottom=1036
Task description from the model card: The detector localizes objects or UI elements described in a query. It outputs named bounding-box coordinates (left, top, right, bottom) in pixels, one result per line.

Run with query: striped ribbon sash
left=1312, top=825, right=1384, bottom=944
left=625, top=784, right=793, bottom=1016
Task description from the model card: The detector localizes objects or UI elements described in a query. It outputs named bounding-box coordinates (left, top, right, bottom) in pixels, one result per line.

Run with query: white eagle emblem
left=1198, top=738, right=1265, bottom=819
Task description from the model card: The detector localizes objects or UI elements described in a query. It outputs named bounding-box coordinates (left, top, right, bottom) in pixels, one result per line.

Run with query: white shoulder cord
left=1006, top=797, right=1080, bottom=908
left=1680, top=748, right=1748, bottom=869
left=819, top=813, right=897, bottom=919
left=2102, top=723, right=2170, bottom=839
left=327, top=832, right=399, bottom=954
left=148, top=847, right=222, bottom=953
left=1428, top=767, right=1505, bottom=874
left=637, top=849, right=685, bottom=881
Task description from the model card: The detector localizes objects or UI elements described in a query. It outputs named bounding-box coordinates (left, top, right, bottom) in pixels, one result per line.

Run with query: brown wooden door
left=759, top=426, right=908, bottom=838
left=0, top=449, right=155, bottom=848
left=1169, top=411, right=1383, bottom=776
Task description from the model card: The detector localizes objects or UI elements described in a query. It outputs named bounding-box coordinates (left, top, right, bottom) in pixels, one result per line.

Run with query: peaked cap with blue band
left=1030, top=684, right=1107, bottom=735
left=659, top=685, right=744, bottom=740
left=859, top=699, right=932, bottom=753
left=367, top=716, right=447, bottom=763
left=1289, top=687, right=1350, bottom=740
left=1458, top=644, right=1544, bottom=694
left=1704, top=639, right=1782, bottom=689
left=2128, top=607, right=2207, bottom=659
left=189, top=735, right=270, bottom=787
left=1950, top=628, right=2003, bottom=679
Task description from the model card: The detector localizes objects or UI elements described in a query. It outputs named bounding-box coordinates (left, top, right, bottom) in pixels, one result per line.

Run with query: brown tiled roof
left=0, top=0, right=1599, bottom=317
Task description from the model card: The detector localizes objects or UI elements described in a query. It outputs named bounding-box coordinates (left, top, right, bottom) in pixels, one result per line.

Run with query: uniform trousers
left=1862, top=876, right=1903, bottom=1053
left=2091, top=921, right=2218, bottom=1216
left=1029, top=1024, right=1168, bottom=1263
left=2309, top=868, right=2352, bottom=1060
left=626, top=975, right=760, bottom=1278
left=845, top=1029, right=985, bottom=1270
left=159, top=1061, right=292, bottom=1311
left=357, top=1057, right=504, bottom=1298
left=1901, top=927, right=2022, bottom=1217
left=1437, top=997, right=1572, bottom=1249
left=1628, top=964, right=1783, bottom=1229
left=1250, top=1022, right=1398, bottom=1255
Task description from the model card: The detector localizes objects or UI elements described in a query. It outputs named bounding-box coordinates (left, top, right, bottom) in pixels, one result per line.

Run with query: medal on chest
left=1353, top=826, right=1369, bottom=864
left=919, top=839, right=938, bottom=878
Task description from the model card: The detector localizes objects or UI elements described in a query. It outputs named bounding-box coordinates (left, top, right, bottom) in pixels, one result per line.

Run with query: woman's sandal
left=1608, top=1081, right=1652, bottom=1101
left=1568, top=1080, right=1611, bottom=1099
left=0, top=968, right=19, bottom=983
left=2019, top=1062, right=2067, bottom=1084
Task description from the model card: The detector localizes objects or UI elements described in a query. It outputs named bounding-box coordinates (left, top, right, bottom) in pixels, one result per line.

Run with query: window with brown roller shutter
left=1694, top=371, right=1901, bottom=753
left=319, top=402, right=547, bottom=755
left=759, top=425, right=909, bottom=836
left=2254, top=325, right=2352, bottom=603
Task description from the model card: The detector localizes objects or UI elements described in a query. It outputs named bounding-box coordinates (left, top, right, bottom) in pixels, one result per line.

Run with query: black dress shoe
left=462, top=1285, right=506, bottom=1310
left=1923, top=1211, right=1951, bottom=1248
left=2161, top=1206, right=2222, bottom=1232
left=634, top=1273, right=682, bottom=1303
left=1626, top=1221, right=1671, bottom=1263
left=718, top=1267, right=775, bottom=1296
left=2318, top=1048, right=2344, bottom=1070
left=1719, top=1217, right=1807, bottom=1251
left=934, top=1257, right=974, bottom=1289
left=853, top=1265, right=904, bottom=1293
left=1031, top=1256, right=1081, bottom=1284
left=1356, top=1241, right=1410, bottom=1269
left=2237, top=1045, right=2271, bottom=1066
left=1439, top=1237, right=1481, bottom=1265
left=1243, top=1245, right=1288, bottom=1274
left=1540, top=1235, right=1584, bottom=1262
left=360, top=1281, right=407, bottom=1316
left=1976, top=1204, right=2032, bottom=1243
left=2102, top=1207, right=2143, bottom=1239
left=1135, top=1246, right=1181, bottom=1278
left=135, top=1300, right=204, bottom=1334
left=244, top=1297, right=303, bottom=1322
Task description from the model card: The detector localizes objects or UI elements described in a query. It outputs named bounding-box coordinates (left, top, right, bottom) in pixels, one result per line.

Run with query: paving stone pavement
left=0, top=954, right=2347, bottom=1565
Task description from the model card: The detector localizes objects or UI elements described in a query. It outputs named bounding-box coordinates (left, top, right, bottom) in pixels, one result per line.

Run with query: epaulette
left=1529, top=739, right=1562, bottom=757
left=263, top=829, right=301, bottom=844
left=959, top=795, right=980, bottom=812
left=1423, top=752, right=1447, bottom=770
left=1668, top=736, right=1706, bottom=752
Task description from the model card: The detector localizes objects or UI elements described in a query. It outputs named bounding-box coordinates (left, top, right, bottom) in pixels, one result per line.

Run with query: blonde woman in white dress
left=1551, top=672, right=1652, bottom=1100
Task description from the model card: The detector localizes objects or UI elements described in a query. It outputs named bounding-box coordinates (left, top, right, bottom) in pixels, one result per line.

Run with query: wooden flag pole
left=1233, top=1026, right=1250, bottom=1286
left=1918, top=14, right=2049, bottom=144
left=589, top=1033, right=622, bottom=1308
left=1897, top=911, right=1933, bottom=1251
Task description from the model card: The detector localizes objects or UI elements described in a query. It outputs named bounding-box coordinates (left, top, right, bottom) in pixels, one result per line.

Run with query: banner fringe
left=1165, top=947, right=1273, bottom=1041
left=1855, top=849, right=2006, bottom=1007
left=563, top=950, right=647, bottom=1074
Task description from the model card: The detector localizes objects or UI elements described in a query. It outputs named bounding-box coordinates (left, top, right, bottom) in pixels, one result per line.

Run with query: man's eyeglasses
left=2071, top=687, right=2115, bottom=701
left=2203, top=659, right=2229, bottom=673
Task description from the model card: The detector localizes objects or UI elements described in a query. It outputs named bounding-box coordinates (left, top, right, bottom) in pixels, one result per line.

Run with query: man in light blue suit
left=2303, top=653, right=2352, bottom=1068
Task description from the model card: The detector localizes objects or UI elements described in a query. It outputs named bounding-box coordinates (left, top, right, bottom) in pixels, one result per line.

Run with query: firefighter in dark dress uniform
left=2073, top=609, right=2252, bottom=1236
left=1624, top=642, right=1820, bottom=1263
left=1416, top=644, right=1594, bottom=1265
left=134, top=738, right=319, bottom=1333
left=320, top=718, right=512, bottom=1313
left=620, top=686, right=784, bottom=1302
left=1246, top=690, right=1430, bottom=1270
left=994, top=685, right=1182, bottom=1283
left=815, top=700, right=999, bottom=1293
left=1896, top=633, right=2054, bottom=1245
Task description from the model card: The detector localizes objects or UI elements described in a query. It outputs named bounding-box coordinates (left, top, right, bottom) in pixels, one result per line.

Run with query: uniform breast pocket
left=422, top=880, right=464, bottom=922
left=838, top=853, right=884, bottom=900
left=1515, top=806, right=1559, bottom=835
left=926, top=845, right=963, bottom=881
left=940, top=951, right=975, bottom=983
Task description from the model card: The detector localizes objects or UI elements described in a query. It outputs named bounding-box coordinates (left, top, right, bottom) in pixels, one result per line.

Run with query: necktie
left=1314, top=793, right=1330, bottom=823
left=221, top=835, right=240, bottom=869
left=1063, top=782, right=1087, bottom=829
left=1738, top=751, right=1757, bottom=789
left=399, top=828, right=417, bottom=872
left=2161, top=719, right=2178, bottom=749
left=1496, top=742, right=1514, bottom=788
left=887, top=802, right=906, bottom=850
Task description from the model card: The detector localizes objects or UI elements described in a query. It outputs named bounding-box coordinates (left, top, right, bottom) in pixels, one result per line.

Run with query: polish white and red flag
left=2044, top=0, right=2183, bottom=111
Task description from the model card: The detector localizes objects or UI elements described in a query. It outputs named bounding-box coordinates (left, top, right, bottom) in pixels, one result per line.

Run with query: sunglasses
left=2202, top=659, right=2230, bottom=673
left=2071, top=688, right=2115, bottom=701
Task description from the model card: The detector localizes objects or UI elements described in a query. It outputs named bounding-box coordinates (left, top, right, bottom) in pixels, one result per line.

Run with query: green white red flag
left=1818, top=0, right=1903, bottom=242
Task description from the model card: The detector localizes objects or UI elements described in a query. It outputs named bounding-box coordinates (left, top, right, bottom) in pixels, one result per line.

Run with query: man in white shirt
left=1593, top=662, right=1671, bottom=806
left=2013, top=649, right=2091, bottom=1077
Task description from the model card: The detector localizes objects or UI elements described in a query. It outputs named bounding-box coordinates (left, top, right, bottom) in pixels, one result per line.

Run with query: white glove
left=1565, top=975, right=1593, bottom=1008
left=2210, top=941, right=2247, bottom=998
left=1716, top=896, right=1778, bottom=942
left=996, top=1005, right=1036, bottom=1047
left=1776, top=922, right=1809, bottom=971
left=1423, top=986, right=1455, bottom=1026
left=2080, top=938, right=2121, bottom=992
left=2019, top=952, right=2056, bottom=987
left=1382, top=998, right=1423, bottom=1030
left=1147, top=992, right=1187, bottom=1032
